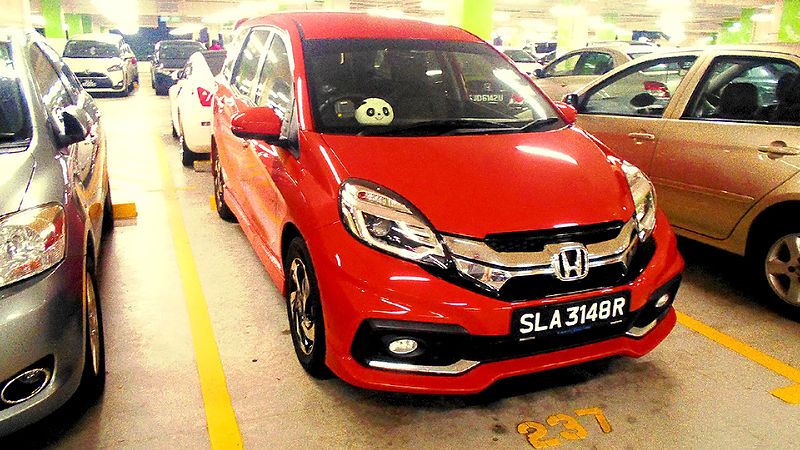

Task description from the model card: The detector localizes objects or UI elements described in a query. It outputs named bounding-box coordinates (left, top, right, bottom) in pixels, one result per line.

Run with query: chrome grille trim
left=442, top=219, right=638, bottom=291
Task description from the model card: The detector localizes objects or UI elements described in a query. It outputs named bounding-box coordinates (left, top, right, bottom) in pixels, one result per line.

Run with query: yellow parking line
left=155, top=136, right=243, bottom=448
left=676, top=310, right=800, bottom=404
left=210, top=195, right=217, bottom=212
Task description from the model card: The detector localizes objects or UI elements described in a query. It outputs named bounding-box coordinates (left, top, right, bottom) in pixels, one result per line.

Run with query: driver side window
left=581, top=56, right=697, bottom=118
left=544, top=53, right=581, bottom=77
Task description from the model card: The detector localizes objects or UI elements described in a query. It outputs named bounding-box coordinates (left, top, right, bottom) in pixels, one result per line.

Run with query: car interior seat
left=772, top=73, right=800, bottom=123
left=713, top=82, right=759, bottom=120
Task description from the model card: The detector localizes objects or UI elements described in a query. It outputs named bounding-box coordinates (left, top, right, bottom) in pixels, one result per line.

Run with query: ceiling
left=29, top=0, right=783, bottom=43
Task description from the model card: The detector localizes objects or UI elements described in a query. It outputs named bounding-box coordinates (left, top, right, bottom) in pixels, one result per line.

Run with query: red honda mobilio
left=211, top=12, right=684, bottom=394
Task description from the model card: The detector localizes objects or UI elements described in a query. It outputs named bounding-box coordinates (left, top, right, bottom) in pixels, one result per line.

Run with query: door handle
left=758, top=141, right=800, bottom=156
left=627, top=132, right=655, bottom=141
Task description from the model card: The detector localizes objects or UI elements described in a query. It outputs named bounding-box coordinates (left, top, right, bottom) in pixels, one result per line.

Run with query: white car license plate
left=81, top=80, right=97, bottom=87
left=512, top=294, right=629, bottom=340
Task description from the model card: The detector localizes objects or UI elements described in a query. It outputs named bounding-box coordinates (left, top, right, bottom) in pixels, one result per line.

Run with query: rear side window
left=231, top=30, right=271, bottom=98
left=0, top=42, right=31, bottom=147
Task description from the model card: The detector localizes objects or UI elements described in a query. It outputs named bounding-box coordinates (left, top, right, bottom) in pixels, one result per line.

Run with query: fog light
left=388, top=338, right=418, bottom=356
left=655, top=293, right=671, bottom=308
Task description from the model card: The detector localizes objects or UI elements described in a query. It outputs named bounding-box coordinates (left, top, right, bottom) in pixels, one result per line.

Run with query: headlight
left=340, top=180, right=448, bottom=269
left=621, top=161, right=656, bottom=242
left=0, top=204, right=66, bottom=288
left=107, top=64, right=123, bottom=72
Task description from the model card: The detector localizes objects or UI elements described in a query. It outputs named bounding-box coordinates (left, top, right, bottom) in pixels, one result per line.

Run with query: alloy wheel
left=213, top=153, right=225, bottom=206
left=765, top=233, right=800, bottom=306
left=85, top=272, right=101, bottom=376
left=288, top=258, right=315, bottom=355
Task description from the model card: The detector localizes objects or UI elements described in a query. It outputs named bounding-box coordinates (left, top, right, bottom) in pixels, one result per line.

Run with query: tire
left=211, top=146, right=237, bottom=222
left=171, top=123, right=178, bottom=138
left=180, top=135, right=196, bottom=167
left=102, top=181, right=114, bottom=234
left=284, top=237, right=329, bottom=378
left=156, top=87, right=167, bottom=96
left=752, top=229, right=800, bottom=317
left=76, top=263, right=106, bottom=402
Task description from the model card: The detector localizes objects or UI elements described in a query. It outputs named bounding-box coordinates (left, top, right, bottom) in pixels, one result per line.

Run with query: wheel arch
left=745, top=200, right=800, bottom=257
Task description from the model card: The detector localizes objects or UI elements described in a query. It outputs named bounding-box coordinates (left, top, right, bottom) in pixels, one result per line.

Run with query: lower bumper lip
left=367, top=358, right=480, bottom=375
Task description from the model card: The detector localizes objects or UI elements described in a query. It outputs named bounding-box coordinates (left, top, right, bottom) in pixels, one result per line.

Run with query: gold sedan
left=564, top=44, right=800, bottom=313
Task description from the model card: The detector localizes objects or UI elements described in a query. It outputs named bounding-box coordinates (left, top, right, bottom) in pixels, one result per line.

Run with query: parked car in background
left=502, top=48, right=542, bottom=75
left=151, top=40, right=206, bottom=95
left=565, top=44, right=800, bottom=313
left=0, top=28, right=111, bottom=436
left=62, top=33, right=136, bottom=96
left=211, top=12, right=684, bottom=394
left=169, top=50, right=227, bottom=166
left=534, top=42, right=659, bottom=100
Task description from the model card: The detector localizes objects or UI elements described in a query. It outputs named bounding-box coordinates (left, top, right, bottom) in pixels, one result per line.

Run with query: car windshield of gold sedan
left=0, top=43, right=31, bottom=148
left=304, top=39, right=560, bottom=136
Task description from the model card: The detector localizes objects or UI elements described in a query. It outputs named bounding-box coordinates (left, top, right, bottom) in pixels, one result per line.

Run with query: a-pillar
left=7, top=0, right=31, bottom=27
left=446, top=0, right=494, bottom=42
left=42, top=0, right=66, bottom=38
left=556, top=2, right=589, bottom=54
left=779, top=0, right=800, bottom=42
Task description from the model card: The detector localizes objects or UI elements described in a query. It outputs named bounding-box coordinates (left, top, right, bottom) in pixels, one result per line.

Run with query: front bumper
left=153, top=71, right=177, bottom=90
left=309, top=210, right=683, bottom=394
left=0, top=257, right=85, bottom=436
left=77, top=70, right=126, bottom=93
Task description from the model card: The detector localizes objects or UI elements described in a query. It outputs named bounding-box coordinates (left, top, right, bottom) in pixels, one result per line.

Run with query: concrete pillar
left=779, top=0, right=800, bottom=42
left=6, top=0, right=31, bottom=27
left=65, top=13, right=83, bottom=36
left=556, top=3, right=589, bottom=54
left=81, top=15, right=94, bottom=33
left=740, top=8, right=756, bottom=42
left=595, top=13, right=618, bottom=41
left=42, top=0, right=66, bottom=38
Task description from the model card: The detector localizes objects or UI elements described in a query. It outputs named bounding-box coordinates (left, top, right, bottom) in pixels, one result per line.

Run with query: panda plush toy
left=355, top=98, right=394, bottom=125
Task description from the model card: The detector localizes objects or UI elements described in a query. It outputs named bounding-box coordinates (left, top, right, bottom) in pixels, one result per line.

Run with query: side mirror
left=563, top=93, right=580, bottom=108
left=172, top=70, right=183, bottom=81
left=533, top=68, right=544, bottom=78
left=231, top=106, right=283, bottom=144
left=553, top=100, right=578, bottom=125
left=55, top=106, right=89, bottom=147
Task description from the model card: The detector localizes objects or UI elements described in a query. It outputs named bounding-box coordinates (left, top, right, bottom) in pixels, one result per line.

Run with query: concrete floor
left=3, top=68, right=799, bottom=449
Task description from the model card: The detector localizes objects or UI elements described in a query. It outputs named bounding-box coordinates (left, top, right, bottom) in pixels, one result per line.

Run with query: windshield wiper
left=358, top=119, right=514, bottom=137
left=516, top=117, right=560, bottom=132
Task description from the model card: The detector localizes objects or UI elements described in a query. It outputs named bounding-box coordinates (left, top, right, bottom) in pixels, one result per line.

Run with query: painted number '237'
left=517, top=407, right=612, bottom=449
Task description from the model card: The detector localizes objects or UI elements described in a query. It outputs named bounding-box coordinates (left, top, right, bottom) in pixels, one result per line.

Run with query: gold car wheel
left=765, top=233, right=800, bottom=306
left=288, top=258, right=315, bottom=356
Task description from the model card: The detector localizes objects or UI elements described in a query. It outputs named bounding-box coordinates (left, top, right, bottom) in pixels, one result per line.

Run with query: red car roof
left=241, top=12, right=483, bottom=42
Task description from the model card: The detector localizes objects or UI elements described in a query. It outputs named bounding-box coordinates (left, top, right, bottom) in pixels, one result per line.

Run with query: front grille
left=498, top=239, right=655, bottom=301
left=484, top=221, right=625, bottom=253
left=76, top=71, right=107, bottom=78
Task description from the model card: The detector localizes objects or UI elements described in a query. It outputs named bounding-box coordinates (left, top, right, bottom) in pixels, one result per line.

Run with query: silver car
left=0, top=28, right=111, bottom=436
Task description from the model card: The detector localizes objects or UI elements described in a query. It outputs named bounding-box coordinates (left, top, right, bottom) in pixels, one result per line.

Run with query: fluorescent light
left=751, top=12, right=775, bottom=22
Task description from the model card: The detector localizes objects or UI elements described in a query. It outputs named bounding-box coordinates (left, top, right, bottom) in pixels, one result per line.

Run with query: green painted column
left=65, top=14, right=83, bottom=36
left=780, top=0, right=800, bottom=42
left=42, top=0, right=65, bottom=38
left=461, top=0, right=494, bottom=41
left=81, top=15, right=93, bottom=33
left=740, top=8, right=756, bottom=42
left=595, top=13, right=618, bottom=41
left=718, top=9, right=756, bottom=44
left=556, top=3, right=589, bottom=54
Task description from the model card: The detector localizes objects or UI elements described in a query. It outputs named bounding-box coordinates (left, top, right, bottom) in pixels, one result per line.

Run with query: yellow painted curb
left=112, top=202, right=138, bottom=219
left=209, top=195, right=217, bottom=212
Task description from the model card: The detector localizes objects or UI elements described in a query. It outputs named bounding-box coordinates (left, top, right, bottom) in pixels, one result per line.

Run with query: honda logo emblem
left=552, top=244, right=590, bottom=281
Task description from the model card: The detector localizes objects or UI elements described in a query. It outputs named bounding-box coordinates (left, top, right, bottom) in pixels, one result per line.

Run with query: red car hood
left=321, top=128, right=635, bottom=237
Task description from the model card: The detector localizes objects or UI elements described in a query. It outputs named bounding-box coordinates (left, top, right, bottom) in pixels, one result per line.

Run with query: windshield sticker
left=355, top=98, right=394, bottom=125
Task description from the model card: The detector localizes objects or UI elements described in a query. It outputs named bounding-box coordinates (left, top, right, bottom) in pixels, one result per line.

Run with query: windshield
left=504, top=50, right=535, bottom=63
left=63, top=40, right=119, bottom=58
left=304, top=39, right=559, bottom=136
left=0, top=42, right=31, bottom=148
left=159, top=43, right=205, bottom=60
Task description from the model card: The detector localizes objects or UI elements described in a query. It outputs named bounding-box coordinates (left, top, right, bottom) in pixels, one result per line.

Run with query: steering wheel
left=318, top=93, right=366, bottom=113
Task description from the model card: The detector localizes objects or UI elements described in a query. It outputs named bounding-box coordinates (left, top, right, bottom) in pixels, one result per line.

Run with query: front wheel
left=180, top=135, right=196, bottom=167
left=755, top=231, right=800, bottom=316
left=211, top=147, right=237, bottom=222
left=76, top=263, right=106, bottom=402
left=285, top=237, right=329, bottom=378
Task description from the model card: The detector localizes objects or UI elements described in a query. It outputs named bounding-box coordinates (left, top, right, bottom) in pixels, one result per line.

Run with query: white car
left=502, top=49, right=542, bottom=76
left=169, top=50, right=227, bottom=166
left=63, top=33, right=136, bottom=96
left=533, top=42, right=659, bottom=100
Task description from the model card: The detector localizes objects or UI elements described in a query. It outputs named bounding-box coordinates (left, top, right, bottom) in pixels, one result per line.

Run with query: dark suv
left=0, top=28, right=111, bottom=436
left=150, top=40, right=205, bottom=95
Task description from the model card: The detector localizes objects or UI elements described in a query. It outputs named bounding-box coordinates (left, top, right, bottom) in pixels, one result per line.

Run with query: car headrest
left=720, top=82, right=758, bottom=117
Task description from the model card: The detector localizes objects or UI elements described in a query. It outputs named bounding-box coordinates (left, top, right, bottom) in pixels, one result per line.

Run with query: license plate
left=469, top=94, right=504, bottom=102
left=81, top=80, right=97, bottom=87
left=512, top=293, right=629, bottom=340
